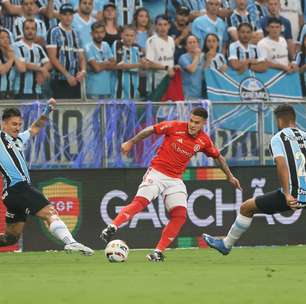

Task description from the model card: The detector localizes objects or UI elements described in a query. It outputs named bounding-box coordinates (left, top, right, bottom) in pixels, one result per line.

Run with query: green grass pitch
left=1, top=246, right=306, bottom=304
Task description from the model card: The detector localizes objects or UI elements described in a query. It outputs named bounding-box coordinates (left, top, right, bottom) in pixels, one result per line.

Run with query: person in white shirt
left=144, top=14, right=175, bottom=92
left=257, top=17, right=296, bottom=72
left=280, top=0, right=304, bottom=43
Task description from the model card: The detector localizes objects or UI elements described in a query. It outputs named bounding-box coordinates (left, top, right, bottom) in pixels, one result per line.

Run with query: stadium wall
left=17, top=167, right=306, bottom=251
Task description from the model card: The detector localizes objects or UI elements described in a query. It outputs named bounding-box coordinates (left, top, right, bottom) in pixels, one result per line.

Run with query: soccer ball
left=105, top=240, right=129, bottom=262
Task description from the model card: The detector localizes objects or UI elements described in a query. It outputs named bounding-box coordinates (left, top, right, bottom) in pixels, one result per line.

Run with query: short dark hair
left=191, top=107, right=208, bottom=119
left=238, top=22, right=253, bottom=32
left=274, top=104, right=296, bottom=121
left=23, top=18, right=37, bottom=31
left=2, top=108, right=22, bottom=121
left=91, top=21, right=105, bottom=32
left=155, top=14, right=169, bottom=25
left=267, top=17, right=282, bottom=27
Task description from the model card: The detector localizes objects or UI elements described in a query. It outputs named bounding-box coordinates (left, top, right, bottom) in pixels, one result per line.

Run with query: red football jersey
left=151, top=121, right=220, bottom=178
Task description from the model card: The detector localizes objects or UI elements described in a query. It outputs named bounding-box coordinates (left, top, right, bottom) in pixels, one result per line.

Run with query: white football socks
left=223, top=213, right=253, bottom=249
left=49, top=219, right=76, bottom=245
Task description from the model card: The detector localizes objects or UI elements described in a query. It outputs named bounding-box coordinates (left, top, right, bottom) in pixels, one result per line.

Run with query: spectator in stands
left=0, top=29, right=25, bottom=98
left=102, top=3, right=121, bottom=47
left=1, top=0, right=23, bottom=32
left=257, top=17, right=297, bottom=73
left=203, top=33, right=227, bottom=71
left=229, top=23, right=267, bottom=72
left=13, top=0, right=47, bottom=46
left=298, top=23, right=306, bottom=48
left=112, top=25, right=144, bottom=99
left=85, top=21, right=115, bottom=99
left=228, top=0, right=263, bottom=43
left=106, top=0, right=143, bottom=26
left=166, top=0, right=206, bottom=22
left=251, top=0, right=268, bottom=20
left=279, top=0, right=304, bottom=44
left=144, top=14, right=175, bottom=93
left=178, top=35, right=205, bottom=99
left=260, top=0, right=295, bottom=59
left=295, top=34, right=306, bottom=95
left=133, top=7, right=152, bottom=51
left=72, top=0, right=96, bottom=48
left=217, top=0, right=233, bottom=19
left=12, top=19, right=51, bottom=99
left=0, top=23, right=15, bottom=44
left=169, top=6, right=191, bottom=64
left=47, top=3, right=86, bottom=99
left=36, top=0, right=67, bottom=31
left=192, top=0, right=229, bottom=53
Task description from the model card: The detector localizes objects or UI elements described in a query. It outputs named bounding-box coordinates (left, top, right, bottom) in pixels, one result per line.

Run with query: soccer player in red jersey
left=101, top=107, right=242, bottom=261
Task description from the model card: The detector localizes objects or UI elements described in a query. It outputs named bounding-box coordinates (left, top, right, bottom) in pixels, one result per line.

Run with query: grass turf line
left=0, top=246, right=306, bottom=304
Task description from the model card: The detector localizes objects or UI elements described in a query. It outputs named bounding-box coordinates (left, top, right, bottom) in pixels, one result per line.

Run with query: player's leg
left=0, top=222, right=24, bottom=247
left=204, top=190, right=290, bottom=255
left=101, top=168, right=160, bottom=242
left=147, top=186, right=187, bottom=262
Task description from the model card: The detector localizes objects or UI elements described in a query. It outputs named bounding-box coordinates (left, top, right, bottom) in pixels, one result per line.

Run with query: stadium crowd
left=0, top=0, right=305, bottom=100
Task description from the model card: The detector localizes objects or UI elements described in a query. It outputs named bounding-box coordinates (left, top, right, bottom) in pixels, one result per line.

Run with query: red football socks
left=156, top=206, right=187, bottom=252
left=112, top=196, right=150, bottom=228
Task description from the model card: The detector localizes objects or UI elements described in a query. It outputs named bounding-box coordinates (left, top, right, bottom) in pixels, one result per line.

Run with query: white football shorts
left=136, top=167, right=187, bottom=211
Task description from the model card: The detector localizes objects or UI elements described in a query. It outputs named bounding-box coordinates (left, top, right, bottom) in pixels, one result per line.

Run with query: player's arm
left=121, top=126, right=154, bottom=156
left=29, top=98, right=56, bottom=137
left=275, top=156, right=298, bottom=209
left=215, top=154, right=242, bottom=191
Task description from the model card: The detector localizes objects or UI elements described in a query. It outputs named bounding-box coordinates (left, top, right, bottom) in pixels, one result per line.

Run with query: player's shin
left=156, top=206, right=186, bottom=252
left=48, top=216, right=77, bottom=245
left=0, top=233, right=19, bottom=246
left=223, top=213, right=253, bottom=249
left=112, top=196, right=150, bottom=228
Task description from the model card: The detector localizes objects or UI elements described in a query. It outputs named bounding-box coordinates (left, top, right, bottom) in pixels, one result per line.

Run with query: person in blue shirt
left=46, top=3, right=86, bottom=99
left=12, top=19, right=51, bottom=99
left=133, top=7, right=152, bottom=51
left=192, top=0, right=229, bottom=53
left=0, top=29, right=25, bottom=99
left=85, top=21, right=115, bottom=99
left=204, top=104, right=306, bottom=255
left=72, top=0, right=96, bottom=48
left=0, top=100, right=94, bottom=255
left=112, top=25, right=144, bottom=99
left=295, top=34, right=306, bottom=95
left=203, top=33, right=227, bottom=71
left=178, top=35, right=205, bottom=99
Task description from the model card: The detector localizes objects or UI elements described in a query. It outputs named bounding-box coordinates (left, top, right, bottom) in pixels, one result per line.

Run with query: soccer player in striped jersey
left=12, top=19, right=51, bottom=99
left=228, top=23, right=267, bottom=72
left=0, top=29, right=25, bottom=98
left=13, top=0, right=47, bottom=46
left=107, top=0, right=143, bottom=26
left=227, top=0, right=263, bottom=43
left=0, top=100, right=94, bottom=255
left=204, top=104, right=306, bottom=255
left=47, top=3, right=86, bottom=99
left=112, top=25, right=144, bottom=99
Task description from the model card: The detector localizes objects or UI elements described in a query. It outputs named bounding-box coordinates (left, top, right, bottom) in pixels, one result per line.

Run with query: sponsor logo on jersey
left=39, top=178, right=82, bottom=242
left=177, top=138, right=183, bottom=143
left=194, top=144, right=201, bottom=152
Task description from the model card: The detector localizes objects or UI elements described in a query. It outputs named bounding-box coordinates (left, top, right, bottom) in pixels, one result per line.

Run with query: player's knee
left=38, top=205, right=59, bottom=221
left=240, top=199, right=256, bottom=217
left=170, top=206, right=187, bottom=225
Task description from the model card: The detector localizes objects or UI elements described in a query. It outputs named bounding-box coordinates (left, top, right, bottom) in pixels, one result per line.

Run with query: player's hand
left=121, top=140, right=133, bottom=156
left=285, top=194, right=299, bottom=210
left=228, top=176, right=243, bottom=191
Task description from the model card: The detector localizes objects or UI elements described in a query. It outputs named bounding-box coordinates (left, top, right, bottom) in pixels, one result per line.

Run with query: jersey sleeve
left=18, top=130, right=31, bottom=144
left=270, top=135, right=285, bottom=158
left=201, top=136, right=220, bottom=158
left=153, top=121, right=177, bottom=136
left=228, top=42, right=237, bottom=60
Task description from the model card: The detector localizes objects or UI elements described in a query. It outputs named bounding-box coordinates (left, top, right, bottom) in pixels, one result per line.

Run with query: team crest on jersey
left=177, top=138, right=183, bottom=144
left=194, top=144, right=201, bottom=152
left=38, top=178, right=82, bottom=243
